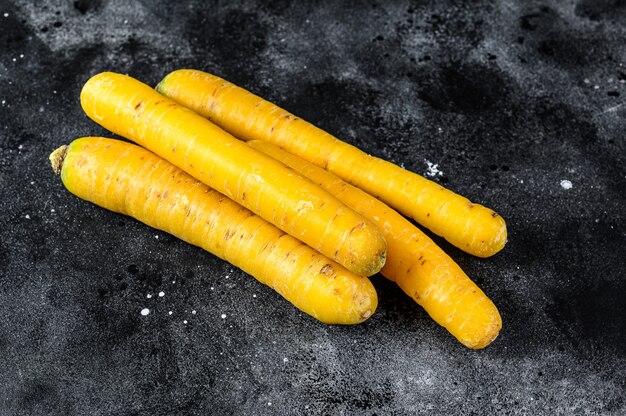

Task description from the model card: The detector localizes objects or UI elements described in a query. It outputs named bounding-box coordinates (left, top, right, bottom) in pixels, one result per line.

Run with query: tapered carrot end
left=484, top=213, right=508, bottom=257
left=344, top=223, right=388, bottom=276
left=457, top=307, right=502, bottom=349
left=49, top=145, right=68, bottom=175
left=462, top=324, right=502, bottom=350
left=460, top=210, right=508, bottom=258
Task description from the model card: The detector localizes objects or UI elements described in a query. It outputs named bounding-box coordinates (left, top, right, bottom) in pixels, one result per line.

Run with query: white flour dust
left=560, top=180, right=573, bottom=190
left=424, top=160, right=443, bottom=177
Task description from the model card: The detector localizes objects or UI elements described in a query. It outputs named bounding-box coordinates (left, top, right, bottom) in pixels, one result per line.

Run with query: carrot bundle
left=248, top=140, right=501, bottom=348
left=50, top=137, right=378, bottom=324
left=79, top=72, right=386, bottom=277
left=47, top=67, right=508, bottom=348
left=156, top=69, right=507, bottom=258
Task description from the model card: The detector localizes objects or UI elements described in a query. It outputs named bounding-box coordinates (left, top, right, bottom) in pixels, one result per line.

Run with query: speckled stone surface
left=1, top=0, right=625, bottom=414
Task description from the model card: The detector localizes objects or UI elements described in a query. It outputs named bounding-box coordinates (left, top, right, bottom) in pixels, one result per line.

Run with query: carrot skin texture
left=157, top=69, right=507, bottom=258
left=50, top=137, right=378, bottom=324
left=249, top=140, right=501, bottom=348
left=79, top=72, right=386, bottom=277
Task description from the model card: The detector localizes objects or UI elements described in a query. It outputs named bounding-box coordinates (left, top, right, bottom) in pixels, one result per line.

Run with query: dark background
left=1, top=0, right=625, bottom=414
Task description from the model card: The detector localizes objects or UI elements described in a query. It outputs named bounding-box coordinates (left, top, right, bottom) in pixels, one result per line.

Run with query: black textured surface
left=1, top=0, right=625, bottom=414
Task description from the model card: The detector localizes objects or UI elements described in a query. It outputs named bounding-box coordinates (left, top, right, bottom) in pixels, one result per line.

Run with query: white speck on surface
left=268, top=402, right=272, bottom=406
left=158, top=291, right=165, bottom=297
left=520, top=180, right=524, bottom=184
left=252, top=294, right=257, bottom=298
left=183, top=320, right=188, bottom=324
left=168, top=311, right=173, bottom=315
left=594, top=85, right=600, bottom=90
left=283, top=357, right=288, bottom=363
left=19, top=54, right=24, bottom=58
left=583, top=78, right=590, bottom=84
left=560, top=180, right=573, bottom=190
left=1, top=100, right=5, bottom=105
left=39, top=106, right=44, bottom=112
left=12, top=58, right=16, bottom=62
left=154, top=235, right=159, bottom=239
left=140, top=308, right=150, bottom=316
left=3, top=13, right=8, bottom=17
left=438, top=127, right=443, bottom=132
left=50, top=209, right=55, bottom=213
left=172, top=280, right=175, bottom=284
left=30, top=181, right=35, bottom=185
left=192, top=310, right=196, bottom=315
left=146, top=294, right=152, bottom=298
left=24, top=214, right=30, bottom=219
left=210, top=287, right=214, bottom=290
left=424, top=160, right=443, bottom=177
left=221, top=314, right=227, bottom=319
left=18, top=144, right=23, bottom=149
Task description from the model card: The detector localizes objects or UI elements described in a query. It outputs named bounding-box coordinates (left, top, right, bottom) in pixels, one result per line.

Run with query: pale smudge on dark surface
left=0, top=0, right=625, bottom=414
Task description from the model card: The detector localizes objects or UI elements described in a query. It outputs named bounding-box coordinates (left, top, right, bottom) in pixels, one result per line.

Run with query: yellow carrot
left=50, top=137, right=377, bottom=324
left=248, top=140, right=501, bottom=348
left=157, top=69, right=507, bottom=258
left=80, top=72, right=386, bottom=277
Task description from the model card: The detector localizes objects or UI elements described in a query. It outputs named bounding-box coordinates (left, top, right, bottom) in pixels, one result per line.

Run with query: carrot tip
left=49, top=145, right=69, bottom=175
left=462, top=322, right=502, bottom=349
